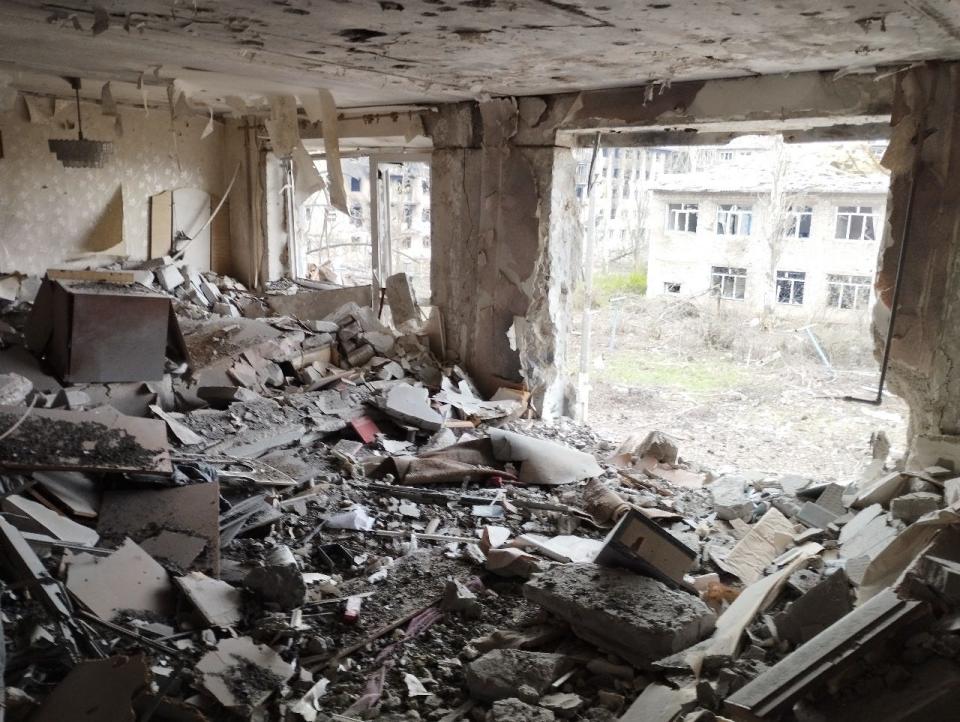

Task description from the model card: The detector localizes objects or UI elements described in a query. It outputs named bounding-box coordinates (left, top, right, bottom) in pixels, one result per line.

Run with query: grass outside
left=598, top=352, right=747, bottom=393
left=588, top=270, right=648, bottom=306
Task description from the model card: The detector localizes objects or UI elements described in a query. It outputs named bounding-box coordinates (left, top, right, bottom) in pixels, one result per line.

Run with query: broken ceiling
left=1, top=1, right=960, bottom=109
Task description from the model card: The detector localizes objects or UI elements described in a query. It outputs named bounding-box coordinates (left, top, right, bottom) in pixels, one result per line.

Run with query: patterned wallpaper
left=0, top=97, right=225, bottom=275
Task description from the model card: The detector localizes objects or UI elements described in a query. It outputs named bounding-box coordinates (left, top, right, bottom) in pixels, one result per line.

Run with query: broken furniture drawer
left=25, top=278, right=189, bottom=382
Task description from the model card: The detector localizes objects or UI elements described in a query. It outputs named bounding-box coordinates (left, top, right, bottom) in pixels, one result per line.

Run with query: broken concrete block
left=243, top=545, right=306, bottom=611
left=382, top=383, right=443, bottom=431
left=538, top=693, right=583, bottom=718
left=773, top=570, right=852, bottom=645
left=487, top=698, right=556, bottom=722
left=524, top=563, right=715, bottom=668
left=385, top=272, right=419, bottom=327
left=595, top=508, right=696, bottom=585
left=305, top=319, right=340, bottom=333
left=465, top=649, right=569, bottom=702
left=197, top=386, right=261, bottom=406
left=154, top=264, right=184, bottom=292
left=709, top=475, right=753, bottom=521
left=0, top=372, right=33, bottom=405
left=890, top=492, right=942, bottom=524
left=795, top=501, right=838, bottom=530
left=943, top=477, right=960, bottom=507
left=52, top=388, right=91, bottom=409
left=442, top=578, right=481, bottom=617
left=213, top=301, right=241, bottom=317
left=361, top=330, right=395, bottom=354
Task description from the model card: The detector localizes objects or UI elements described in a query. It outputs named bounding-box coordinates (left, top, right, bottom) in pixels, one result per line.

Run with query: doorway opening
left=567, top=135, right=907, bottom=481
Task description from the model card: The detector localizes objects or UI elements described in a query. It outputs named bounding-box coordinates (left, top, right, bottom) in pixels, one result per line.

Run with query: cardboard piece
left=714, top=507, right=797, bottom=584
left=66, top=539, right=173, bottom=620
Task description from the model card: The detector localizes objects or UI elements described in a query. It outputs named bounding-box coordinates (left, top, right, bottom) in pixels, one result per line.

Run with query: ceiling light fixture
left=48, top=77, right=113, bottom=168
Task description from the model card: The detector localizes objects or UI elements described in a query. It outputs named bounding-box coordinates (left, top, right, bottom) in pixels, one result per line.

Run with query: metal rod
left=577, top=132, right=602, bottom=421
left=845, top=77, right=933, bottom=405
left=74, top=84, right=84, bottom=140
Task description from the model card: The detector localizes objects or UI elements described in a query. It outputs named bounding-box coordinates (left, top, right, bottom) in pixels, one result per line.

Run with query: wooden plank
left=150, top=190, right=173, bottom=259
left=724, top=590, right=927, bottom=722
left=32, top=471, right=100, bottom=518
left=0, top=406, right=171, bottom=475
left=46, top=268, right=139, bottom=284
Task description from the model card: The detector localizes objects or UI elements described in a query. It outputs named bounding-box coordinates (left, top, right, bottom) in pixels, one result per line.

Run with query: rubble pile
left=1, top=259, right=960, bottom=721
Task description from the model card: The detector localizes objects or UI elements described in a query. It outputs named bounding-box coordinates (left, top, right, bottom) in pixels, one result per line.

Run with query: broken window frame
left=826, top=273, right=872, bottom=310
left=711, top=266, right=747, bottom=300
left=834, top=205, right=877, bottom=241
left=716, top=203, right=753, bottom=236
left=291, top=149, right=432, bottom=304
left=664, top=282, right=681, bottom=294
left=786, top=205, right=813, bottom=239
left=775, top=270, right=806, bottom=305
left=666, top=202, right=699, bottom=233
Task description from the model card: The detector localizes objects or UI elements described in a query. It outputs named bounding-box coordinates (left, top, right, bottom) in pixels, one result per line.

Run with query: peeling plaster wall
left=0, top=97, right=225, bottom=275
left=874, top=62, right=960, bottom=460
left=428, top=99, right=574, bottom=415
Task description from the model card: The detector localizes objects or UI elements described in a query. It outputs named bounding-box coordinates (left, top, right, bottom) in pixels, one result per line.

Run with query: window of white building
left=826, top=274, right=872, bottom=309
left=716, top=204, right=753, bottom=236
left=786, top=206, right=813, bottom=239
left=664, top=282, right=681, bottom=294
left=667, top=203, right=698, bottom=232
left=776, top=270, right=806, bottom=305
left=711, top=266, right=747, bottom=300
left=718, top=150, right=734, bottom=161
left=835, top=206, right=877, bottom=241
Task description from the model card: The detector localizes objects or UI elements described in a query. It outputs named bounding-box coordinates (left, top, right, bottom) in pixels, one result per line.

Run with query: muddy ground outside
left=568, top=293, right=908, bottom=482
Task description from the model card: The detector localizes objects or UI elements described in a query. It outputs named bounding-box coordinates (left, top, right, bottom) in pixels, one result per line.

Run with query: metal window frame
left=834, top=205, right=877, bottom=241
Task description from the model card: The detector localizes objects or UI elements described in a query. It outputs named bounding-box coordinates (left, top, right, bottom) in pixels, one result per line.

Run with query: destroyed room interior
left=4, top=1, right=960, bottom=721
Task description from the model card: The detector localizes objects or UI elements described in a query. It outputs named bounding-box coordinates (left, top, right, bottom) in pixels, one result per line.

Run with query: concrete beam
left=557, top=71, right=895, bottom=133
left=571, top=123, right=891, bottom=148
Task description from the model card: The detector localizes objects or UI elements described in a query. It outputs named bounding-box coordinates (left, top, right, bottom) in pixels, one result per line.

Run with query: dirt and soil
left=569, top=294, right=908, bottom=483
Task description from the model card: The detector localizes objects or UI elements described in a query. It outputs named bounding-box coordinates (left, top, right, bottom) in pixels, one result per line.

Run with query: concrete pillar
left=875, top=63, right=960, bottom=463
left=428, top=98, right=577, bottom=418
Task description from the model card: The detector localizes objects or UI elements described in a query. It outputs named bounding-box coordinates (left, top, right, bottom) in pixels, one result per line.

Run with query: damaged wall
left=428, top=98, right=576, bottom=417
left=875, top=62, right=960, bottom=458
left=0, top=96, right=227, bottom=275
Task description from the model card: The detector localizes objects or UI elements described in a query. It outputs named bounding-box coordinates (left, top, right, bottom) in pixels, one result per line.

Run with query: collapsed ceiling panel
left=0, top=0, right=959, bottom=108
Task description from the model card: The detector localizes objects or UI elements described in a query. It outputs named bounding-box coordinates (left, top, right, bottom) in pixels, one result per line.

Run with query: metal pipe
left=845, top=83, right=932, bottom=405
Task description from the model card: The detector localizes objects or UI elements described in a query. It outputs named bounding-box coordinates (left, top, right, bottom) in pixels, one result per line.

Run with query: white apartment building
left=645, top=138, right=889, bottom=318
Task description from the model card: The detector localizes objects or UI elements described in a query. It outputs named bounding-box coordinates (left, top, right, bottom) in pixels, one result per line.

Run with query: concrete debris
left=465, top=649, right=569, bottom=701
left=175, top=571, right=243, bottom=627
left=890, top=491, right=942, bottom=524
left=197, top=635, right=294, bottom=708
left=524, top=563, right=715, bottom=668
left=2, top=262, right=959, bottom=722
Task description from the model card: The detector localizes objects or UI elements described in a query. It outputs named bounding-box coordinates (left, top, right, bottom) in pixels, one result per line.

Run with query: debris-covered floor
left=2, top=262, right=960, bottom=722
